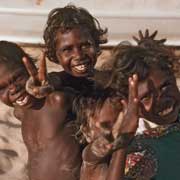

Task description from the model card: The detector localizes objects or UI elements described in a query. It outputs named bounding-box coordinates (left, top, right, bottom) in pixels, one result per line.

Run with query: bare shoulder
left=46, top=89, right=76, bottom=109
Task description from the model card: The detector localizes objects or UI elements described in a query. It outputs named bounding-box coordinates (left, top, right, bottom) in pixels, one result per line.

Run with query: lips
left=73, top=64, right=88, bottom=73
left=158, top=105, right=174, bottom=117
left=13, top=94, right=30, bottom=107
left=71, top=60, right=90, bottom=74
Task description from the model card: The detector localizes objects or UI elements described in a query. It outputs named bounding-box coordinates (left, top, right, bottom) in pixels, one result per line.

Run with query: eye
left=81, top=42, right=92, bottom=50
left=60, top=46, right=73, bottom=54
left=0, top=86, right=5, bottom=92
left=0, top=83, right=7, bottom=93
left=141, top=93, right=152, bottom=104
left=160, top=82, right=171, bottom=92
left=100, top=121, right=112, bottom=129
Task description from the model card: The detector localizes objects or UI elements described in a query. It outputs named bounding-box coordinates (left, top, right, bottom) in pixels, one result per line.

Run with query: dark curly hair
left=43, top=5, right=107, bottom=63
left=0, top=41, right=34, bottom=71
left=107, top=45, right=177, bottom=98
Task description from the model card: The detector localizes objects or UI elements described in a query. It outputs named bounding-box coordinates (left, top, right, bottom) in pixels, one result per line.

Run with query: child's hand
left=23, top=52, right=54, bottom=98
left=111, top=74, right=139, bottom=149
left=91, top=135, right=113, bottom=158
left=133, top=29, right=166, bottom=48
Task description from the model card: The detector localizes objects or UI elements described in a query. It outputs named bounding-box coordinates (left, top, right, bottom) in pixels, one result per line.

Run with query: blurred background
left=1, top=0, right=180, bottom=46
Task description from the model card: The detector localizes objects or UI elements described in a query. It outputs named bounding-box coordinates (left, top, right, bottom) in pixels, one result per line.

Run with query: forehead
left=138, top=67, right=175, bottom=96
left=56, top=28, right=94, bottom=47
left=0, top=64, right=25, bottom=79
left=94, top=99, right=120, bottom=122
left=148, top=66, right=174, bottom=85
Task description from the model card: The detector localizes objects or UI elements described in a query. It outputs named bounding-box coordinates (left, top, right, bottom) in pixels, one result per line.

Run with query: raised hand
left=133, top=29, right=166, bottom=48
left=111, top=74, right=139, bottom=150
left=23, top=52, right=54, bottom=98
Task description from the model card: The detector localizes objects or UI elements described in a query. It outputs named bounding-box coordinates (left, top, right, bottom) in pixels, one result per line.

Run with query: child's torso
left=126, top=123, right=180, bottom=180
left=15, top=97, right=82, bottom=180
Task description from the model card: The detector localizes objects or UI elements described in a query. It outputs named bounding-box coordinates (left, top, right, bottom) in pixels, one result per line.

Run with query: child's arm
left=80, top=136, right=111, bottom=180
left=106, top=74, right=139, bottom=180
left=106, top=148, right=127, bottom=180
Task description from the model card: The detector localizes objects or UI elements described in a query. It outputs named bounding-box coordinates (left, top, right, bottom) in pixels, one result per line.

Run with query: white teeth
left=74, top=64, right=87, bottom=72
left=15, top=96, right=28, bottom=106
left=158, top=106, right=173, bottom=116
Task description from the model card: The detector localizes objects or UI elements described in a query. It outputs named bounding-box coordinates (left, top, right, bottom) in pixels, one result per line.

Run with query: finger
left=112, top=111, right=124, bottom=138
left=105, top=143, right=113, bottom=150
left=132, top=36, right=140, bottom=43
left=32, top=87, right=39, bottom=96
left=150, top=30, right=158, bottom=39
left=157, top=38, right=166, bottom=44
left=139, top=101, right=148, bottom=117
left=138, top=30, right=144, bottom=40
left=128, top=76, right=133, bottom=104
left=132, top=74, right=138, bottom=99
left=128, top=74, right=138, bottom=103
left=22, top=57, right=38, bottom=81
left=121, top=99, right=128, bottom=114
left=128, top=74, right=139, bottom=115
left=145, top=29, right=149, bottom=38
left=38, top=52, right=47, bottom=83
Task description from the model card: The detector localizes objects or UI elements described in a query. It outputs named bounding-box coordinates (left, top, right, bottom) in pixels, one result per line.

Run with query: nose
left=73, top=47, right=84, bottom=60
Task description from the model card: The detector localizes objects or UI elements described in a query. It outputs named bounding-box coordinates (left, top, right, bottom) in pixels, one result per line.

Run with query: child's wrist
left=112, top=132, right=134, bottom=150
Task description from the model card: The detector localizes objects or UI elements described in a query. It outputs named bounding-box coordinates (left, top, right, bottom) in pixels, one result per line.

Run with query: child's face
left=138, top=66, right=180, bottom=125
left=84, top=98, right=120, bottom=142
left=55, top=27, right=97, bottom=77
left=0, top=64, right=34, bottom=108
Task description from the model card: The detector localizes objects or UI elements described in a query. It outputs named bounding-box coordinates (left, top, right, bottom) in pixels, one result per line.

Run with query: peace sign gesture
left=23, top=52, right=54, bottom=98
left=111, top=74, right=139, bottom=150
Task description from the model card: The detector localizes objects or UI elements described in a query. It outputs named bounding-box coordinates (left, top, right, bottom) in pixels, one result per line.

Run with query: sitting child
left=74, top=41, right=180, bottom=179
left=0, top=41, right=82, bottom=180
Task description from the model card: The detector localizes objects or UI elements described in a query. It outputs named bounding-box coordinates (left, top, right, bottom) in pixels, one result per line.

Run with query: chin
left=73, top=72, right=89, bottom=77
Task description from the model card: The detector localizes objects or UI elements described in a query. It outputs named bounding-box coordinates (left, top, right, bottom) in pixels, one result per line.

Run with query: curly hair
left=0, top=41, right=34, bottom=70
left=107, top=45, right=177, bottom=98
left=43, top=5, right=107, bottom=63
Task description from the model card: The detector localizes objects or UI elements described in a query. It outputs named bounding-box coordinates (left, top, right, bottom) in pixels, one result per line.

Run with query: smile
left=15, top=95, right=29, bottom=106
left=74, top=64, right=88, bottom=72
left=158, top=105, right=174, bottom=117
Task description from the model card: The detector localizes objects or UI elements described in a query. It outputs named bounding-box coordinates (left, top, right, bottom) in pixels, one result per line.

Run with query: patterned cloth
left=125, top=122, right=180, bottom=180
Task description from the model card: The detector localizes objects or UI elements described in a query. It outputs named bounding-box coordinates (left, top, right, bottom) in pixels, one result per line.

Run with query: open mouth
left=72, top=60, right=91, bottom=74
left=73, top=64, right=88, bottom=73
left=14, top=95, right=30, bottom=106
left=158, top=105, right=174, bottom=117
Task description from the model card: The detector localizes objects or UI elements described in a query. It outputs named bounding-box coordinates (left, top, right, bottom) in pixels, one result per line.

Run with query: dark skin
left=80, top=75, right=139, bottom=180
left=132, top=29, right=166, bottom=48
left=22, top=27, right=110, bottom=180
left=25, top=27, right=110, bottom=98
left=0, top=56, right=82, bottom=180
left=80, top=63, right=180, bottom=179
left=22, top=30, right=164, bottom=179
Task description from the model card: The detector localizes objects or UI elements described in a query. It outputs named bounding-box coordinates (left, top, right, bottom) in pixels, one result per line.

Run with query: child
left=75, top=43, right=180, bottom=179
left=0, top=41, right=82, bottom=180
left=109, top=44, right=180, bottom=180
left=74, top=74, right=139, bottom=180
left=24, top=5, right=109, bottom=98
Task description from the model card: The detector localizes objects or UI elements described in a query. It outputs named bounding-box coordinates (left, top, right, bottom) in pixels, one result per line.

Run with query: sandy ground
left=0, top=102, right=28, bottom=180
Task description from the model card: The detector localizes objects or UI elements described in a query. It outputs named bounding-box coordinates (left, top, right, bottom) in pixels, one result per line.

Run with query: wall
left=1, top=0, right=180, bottom=46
